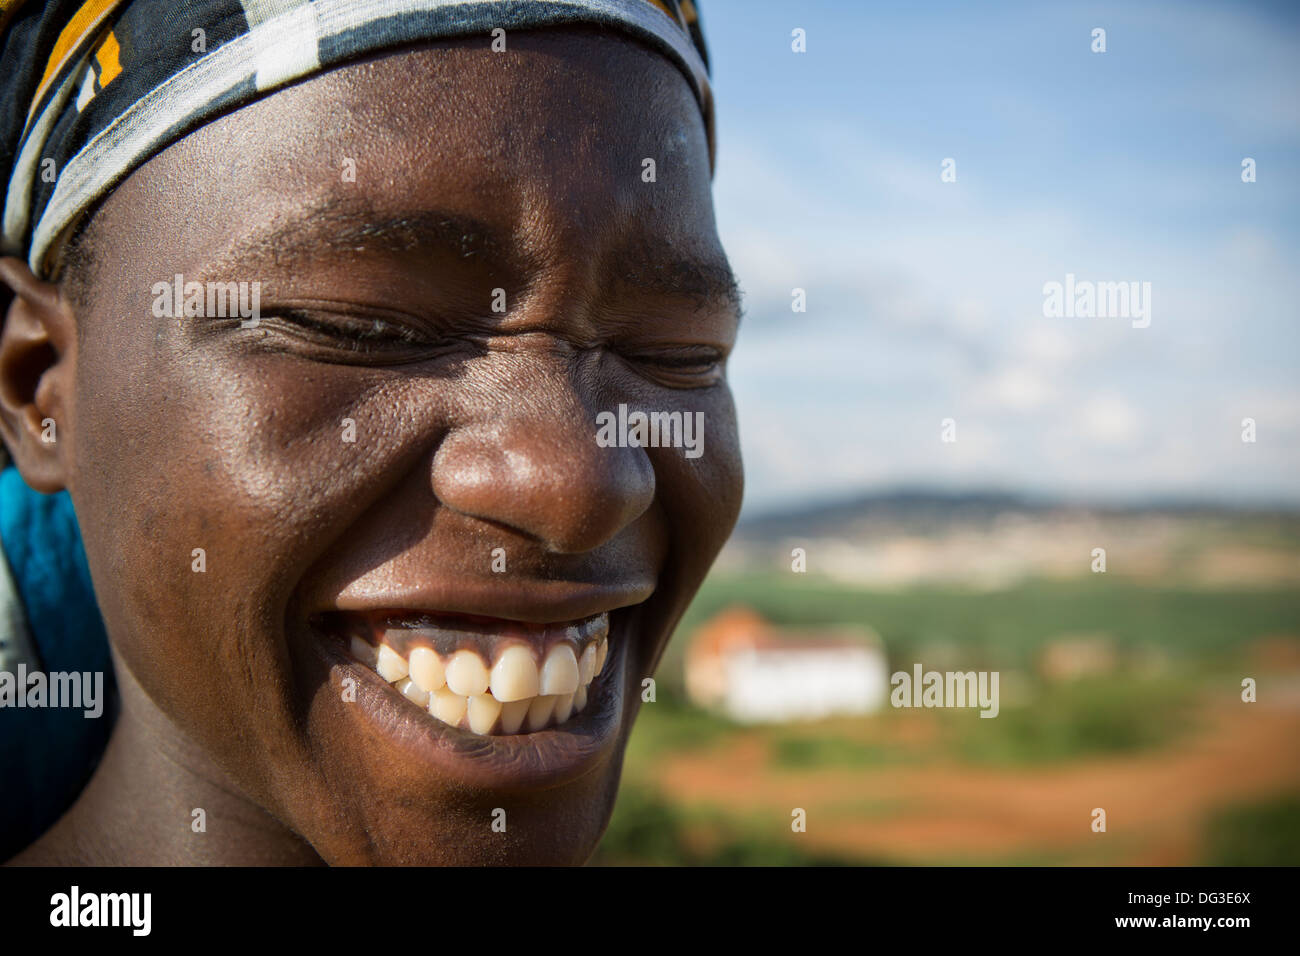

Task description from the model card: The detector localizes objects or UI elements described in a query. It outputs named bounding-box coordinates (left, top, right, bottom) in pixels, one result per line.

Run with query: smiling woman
left=0, top=0, right=742, bottom=866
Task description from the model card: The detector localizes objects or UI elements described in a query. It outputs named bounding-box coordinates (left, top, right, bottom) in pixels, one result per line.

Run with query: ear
left=0, top=256, right=78, bottom=493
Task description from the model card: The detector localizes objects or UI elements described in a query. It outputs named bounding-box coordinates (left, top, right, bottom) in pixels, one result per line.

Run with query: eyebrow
left=615, top=242, right=743, bottom=314
left=217, top=198, right=515, bottom=273
left=218, top=197, right=742, bottom=314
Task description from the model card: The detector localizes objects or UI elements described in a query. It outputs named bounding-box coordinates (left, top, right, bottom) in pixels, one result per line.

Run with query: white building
left=685, top=608, right=888, bottom=723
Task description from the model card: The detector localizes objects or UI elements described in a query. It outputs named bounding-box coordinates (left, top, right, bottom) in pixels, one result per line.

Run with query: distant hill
left=734, top=488, right=1300, bottom=544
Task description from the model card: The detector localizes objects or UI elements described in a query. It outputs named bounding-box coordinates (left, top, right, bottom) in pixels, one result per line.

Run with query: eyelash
left=623, top=346, right=725, bottom=386
left=262, top=308, right=435, bottom=352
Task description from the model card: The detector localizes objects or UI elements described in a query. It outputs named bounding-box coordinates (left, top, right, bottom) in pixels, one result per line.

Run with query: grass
left=770, top=733, right=912, bottom=769
left=949, top=675, right=1202, bottom=766
left=1203, top=793, right=1300, bottom=865
left=620, top=692, right=739, bottom=761
left=591, top=782, right=870, bottom=866
left=619, top=672, right=1202, bottom=776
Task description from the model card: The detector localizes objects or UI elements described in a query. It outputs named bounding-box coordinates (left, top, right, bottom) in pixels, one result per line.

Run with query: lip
left=307, top=606, right=631, bottom=792
left=329, top=576, right=654, bottom=626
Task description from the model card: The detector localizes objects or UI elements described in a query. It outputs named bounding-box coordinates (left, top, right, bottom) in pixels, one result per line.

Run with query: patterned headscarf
left=0, top=0, right=714, bottom=278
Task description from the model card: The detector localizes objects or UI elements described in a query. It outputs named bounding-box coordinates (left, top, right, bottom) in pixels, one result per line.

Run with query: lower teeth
left=348, top=633, right=608, bottom=735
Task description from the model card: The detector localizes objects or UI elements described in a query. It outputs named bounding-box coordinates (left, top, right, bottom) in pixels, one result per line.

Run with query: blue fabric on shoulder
left=0, top=465, right=114, bottom=860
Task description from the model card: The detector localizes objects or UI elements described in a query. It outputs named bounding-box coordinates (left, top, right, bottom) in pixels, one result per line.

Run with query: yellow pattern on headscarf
left=27, top=0, right=127, bottom=125
left=93, top=29, right=121, bottom=87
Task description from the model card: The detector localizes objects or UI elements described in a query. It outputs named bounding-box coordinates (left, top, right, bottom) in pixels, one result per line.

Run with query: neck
left=11, top=652, right=322, bottom=866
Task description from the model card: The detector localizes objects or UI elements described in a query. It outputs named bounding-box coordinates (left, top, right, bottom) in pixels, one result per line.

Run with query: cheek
left=69, top=340, right=427, bottom=740
left=645, top=385, right=743, bottom=611
left=656, top=386, right=743, bottom=532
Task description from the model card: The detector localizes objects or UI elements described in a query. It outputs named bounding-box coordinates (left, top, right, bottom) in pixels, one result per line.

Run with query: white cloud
left=1077, top=395, right=1143, bottom=447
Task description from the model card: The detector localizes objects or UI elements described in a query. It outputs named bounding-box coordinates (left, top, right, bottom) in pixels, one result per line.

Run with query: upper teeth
left=348, top=623, right=609, bottom=735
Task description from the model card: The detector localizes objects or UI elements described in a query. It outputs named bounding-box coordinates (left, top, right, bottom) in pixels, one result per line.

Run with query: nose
left=430, top=369, right=656, bottom=554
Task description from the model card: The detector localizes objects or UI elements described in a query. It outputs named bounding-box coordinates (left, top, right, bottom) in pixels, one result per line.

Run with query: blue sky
left=698, top=0, right=1300, bottom=513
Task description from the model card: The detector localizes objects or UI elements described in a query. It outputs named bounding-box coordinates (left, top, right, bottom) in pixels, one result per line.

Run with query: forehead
left=84, top=31, right=720, bottom=287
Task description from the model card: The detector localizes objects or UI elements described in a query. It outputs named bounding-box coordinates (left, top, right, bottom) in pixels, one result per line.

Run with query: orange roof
left=687, top=606, right=769, bottom=661
left=688, top=606, right=880, bottom=662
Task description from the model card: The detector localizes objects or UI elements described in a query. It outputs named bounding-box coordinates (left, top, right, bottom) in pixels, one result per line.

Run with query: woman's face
left=60, top=31, right=742, bottom=864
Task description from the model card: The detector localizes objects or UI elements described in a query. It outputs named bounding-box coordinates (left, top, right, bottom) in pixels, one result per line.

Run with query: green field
left=666, top=573, right=1300, bottom=687
left=593, top=573, right=1300, bottom=865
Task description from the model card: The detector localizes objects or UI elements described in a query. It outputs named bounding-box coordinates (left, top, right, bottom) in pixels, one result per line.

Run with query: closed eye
left=248, top=305, right=460, bottom=364
left=269, top=307, right=427, bottom=345
left=623, top=345, right=726, bottom=387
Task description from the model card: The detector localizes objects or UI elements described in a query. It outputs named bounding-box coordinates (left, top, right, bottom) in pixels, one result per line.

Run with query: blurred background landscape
left=595, top=0, right=1300, bottom=865
left=595, top=494, right=1300, bottom=864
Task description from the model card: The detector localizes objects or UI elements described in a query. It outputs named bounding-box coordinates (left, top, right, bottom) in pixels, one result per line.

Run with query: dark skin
left=0, top=30, right=742, bottom=865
